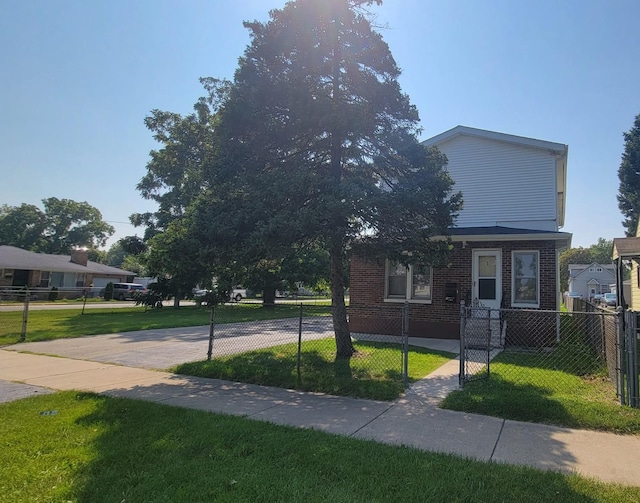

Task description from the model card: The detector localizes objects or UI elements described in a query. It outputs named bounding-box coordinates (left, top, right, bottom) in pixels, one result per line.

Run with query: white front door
left=472, top=249, right=502, bottom=310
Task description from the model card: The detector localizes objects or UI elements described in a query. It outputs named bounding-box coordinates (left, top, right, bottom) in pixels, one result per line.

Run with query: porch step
left=464, top=318, right=505, bottom=348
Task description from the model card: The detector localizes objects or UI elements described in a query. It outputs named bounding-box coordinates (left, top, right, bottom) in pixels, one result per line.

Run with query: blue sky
left=1, top=0, right=639, bottom=249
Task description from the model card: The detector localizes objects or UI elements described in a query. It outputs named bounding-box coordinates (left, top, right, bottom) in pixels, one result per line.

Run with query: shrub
left=104, top=282, right=114, bottom=301
left=134, top=286, right=164, bottom=310
left=48, top=286, right=59, bottom=302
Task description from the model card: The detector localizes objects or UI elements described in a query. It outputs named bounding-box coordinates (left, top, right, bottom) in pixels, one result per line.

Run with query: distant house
left=0, top=245, right=134, bottom=296
left=349, top=125, right=572, bottom=339
left=567, top=262, right=616, bottom=300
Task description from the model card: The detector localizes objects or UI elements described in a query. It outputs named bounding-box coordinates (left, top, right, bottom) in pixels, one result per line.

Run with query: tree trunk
left=262, top=287, right=276, bottom=308
left=327, top=14, right=352, bottom=358
left=331, top=236, right=354, bottom=358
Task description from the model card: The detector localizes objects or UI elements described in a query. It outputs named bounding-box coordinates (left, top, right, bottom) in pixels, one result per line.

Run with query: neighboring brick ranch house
left=0, top=245, right=134, bottom=298
left=349, top=126, right=572, bottom=339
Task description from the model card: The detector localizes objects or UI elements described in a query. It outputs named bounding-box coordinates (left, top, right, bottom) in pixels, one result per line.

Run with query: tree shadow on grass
left=174, top=341, right=406, bottom=401
left=441, top=374, right=577, bottom=427
left=51, top=391, right=607, bottom=503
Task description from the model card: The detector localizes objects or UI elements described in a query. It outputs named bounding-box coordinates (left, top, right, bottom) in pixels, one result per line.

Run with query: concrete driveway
left=4, top=315, right=459, bottom=371
left=4, top=317, right=337, bottom=369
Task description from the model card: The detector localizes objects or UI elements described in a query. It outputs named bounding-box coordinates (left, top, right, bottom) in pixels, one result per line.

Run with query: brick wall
left=349, top=240, right=558, bottom=339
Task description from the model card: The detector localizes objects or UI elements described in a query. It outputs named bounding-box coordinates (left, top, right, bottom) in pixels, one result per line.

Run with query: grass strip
left=174, top=338, right=453, bottom=401
left=441, top=350, right=640, bottom=434
left=1, top=391, right=638, bottom=503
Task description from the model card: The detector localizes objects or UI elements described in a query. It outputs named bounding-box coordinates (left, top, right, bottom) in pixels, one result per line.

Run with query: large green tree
left=145, top=219, right=210, bottom=307
left=132, top=79, right=233, bottom=301
left=617, top=113, right=640, bottom=236
left=132, top=78, right=231, bottom=241
left=0, top=203, right=47, bottom=250
left=204, top=0, right=461, bottom=357
left=0, top=198, right=114, bottom=254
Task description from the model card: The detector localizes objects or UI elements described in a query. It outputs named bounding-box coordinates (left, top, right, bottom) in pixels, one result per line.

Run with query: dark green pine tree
left=618, top=113, right=640, bottom=236
left=205, top=0, right=461, bottom=357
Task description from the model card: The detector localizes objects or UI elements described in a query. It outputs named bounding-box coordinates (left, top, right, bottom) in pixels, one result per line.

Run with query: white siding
left=438, top=135, right=558, bottom=231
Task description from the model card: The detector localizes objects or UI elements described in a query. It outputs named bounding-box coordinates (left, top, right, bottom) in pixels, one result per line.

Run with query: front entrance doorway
left=472, top=249, right=502, bottom=309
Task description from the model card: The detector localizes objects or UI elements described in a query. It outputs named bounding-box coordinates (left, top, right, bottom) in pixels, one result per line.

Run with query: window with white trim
left=385, top=261, right=432, bottom=302
left=512, top=251, right=539, bottom=307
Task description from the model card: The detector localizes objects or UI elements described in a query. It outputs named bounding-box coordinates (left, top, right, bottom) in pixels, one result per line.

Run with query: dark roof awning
left=612, top=237, right=640, bottom=260
left=443, top=226, right=572, bottom=249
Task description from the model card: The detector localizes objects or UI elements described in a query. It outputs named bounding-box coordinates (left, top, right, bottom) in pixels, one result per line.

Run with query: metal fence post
left=625, top=311, right=639, bottom=408
left=207, top=305, right=215, bottom=361
left=402, top=301, right=409, bottom=387
left=297, top=303, right=303, bottom=381
left=20, top=288, right=29, bottom=342
left=459, top=300, right=466, bottom=387
left=616, top=307, right=626, bottom=405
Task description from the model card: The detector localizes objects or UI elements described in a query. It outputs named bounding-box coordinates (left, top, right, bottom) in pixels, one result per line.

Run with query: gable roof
left=423, top=125, right=568, bottom=153
left=568, top=262, right=615, bottom=279
left=422, top=125, right=569, bottom=227
left=0, top=245, right=134, bottom=276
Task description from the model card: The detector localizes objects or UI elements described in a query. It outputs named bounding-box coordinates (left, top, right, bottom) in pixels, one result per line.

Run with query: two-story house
left=349, top=125, right=572, bottom=339
left=567, top=263, right=616, bottom=300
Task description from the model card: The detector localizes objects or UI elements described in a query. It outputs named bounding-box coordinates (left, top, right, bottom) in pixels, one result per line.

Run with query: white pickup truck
left=193, top=287, right=247, bottom=302
left=230, top=288, right=247, bottom=302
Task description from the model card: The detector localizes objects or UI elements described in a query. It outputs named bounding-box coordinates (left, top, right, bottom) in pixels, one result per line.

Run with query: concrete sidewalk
left=1, top=348, right=639, bottom=488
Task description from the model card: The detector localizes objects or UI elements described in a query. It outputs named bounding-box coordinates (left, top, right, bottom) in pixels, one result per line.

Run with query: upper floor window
left=385, top=261, right=432, bottom=303
left=512, top=251, right=539, bottom=308
left=589, top=267, right=595, bottom=272
left=596, top=267, right=602, bottom=272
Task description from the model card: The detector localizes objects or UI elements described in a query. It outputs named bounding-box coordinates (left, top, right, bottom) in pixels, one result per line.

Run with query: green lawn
left=0, top=304, right=331, bottom=347
left=441, top=350, right=640, bottom=434
left=175, top=338, right=455, bottom=401
left=1, top=392, right=638, bottom=503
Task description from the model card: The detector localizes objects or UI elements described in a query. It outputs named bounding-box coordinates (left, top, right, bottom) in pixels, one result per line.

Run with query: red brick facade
left=349, top=240, right=559, bottom=339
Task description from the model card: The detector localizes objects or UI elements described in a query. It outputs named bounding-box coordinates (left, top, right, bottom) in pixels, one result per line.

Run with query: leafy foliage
left=103, top=282, right=114, bottom=301
left=0, top=198, right=114, bottom=253
left=617, top=113, right=640, bottom=236
left=190, top=0, right=461, bottom=356
left=136, top=0, right=461, bottom=356
left=0, top=203, right=47, bottom=250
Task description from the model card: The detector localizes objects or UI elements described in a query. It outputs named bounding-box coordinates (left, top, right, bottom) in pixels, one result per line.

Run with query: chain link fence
left=623, top=311, right=639, bottom=407
left=459, top=301, right=631, bottom=404
left=0, top=288, right=31, bottom=343
left=204, top=304, right=409, bottom=389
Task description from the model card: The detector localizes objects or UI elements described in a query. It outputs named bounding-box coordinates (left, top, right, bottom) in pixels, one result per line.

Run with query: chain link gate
left=458, top=302, right=502, bottom=384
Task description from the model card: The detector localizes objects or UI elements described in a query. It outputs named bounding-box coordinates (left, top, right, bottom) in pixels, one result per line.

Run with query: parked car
left=112, top=283, right=147, bottom=301
left=602, top=292, right=617, bottom=307
left=592, top=293, right=604, bottom=305
left=193, top=287, right=246, bottom=302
